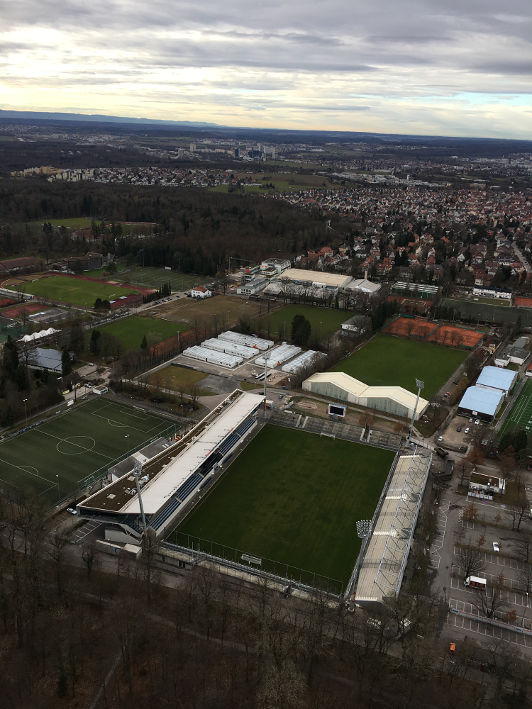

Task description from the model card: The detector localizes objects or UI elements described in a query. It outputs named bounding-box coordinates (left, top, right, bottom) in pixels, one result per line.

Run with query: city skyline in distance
left=2, top=0, right=531, bottom=140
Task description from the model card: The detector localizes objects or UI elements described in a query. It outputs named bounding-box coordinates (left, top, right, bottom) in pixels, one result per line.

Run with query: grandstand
left=351, top=450, right=432, bottom=607
left=77, top=390, right=264, bottom=540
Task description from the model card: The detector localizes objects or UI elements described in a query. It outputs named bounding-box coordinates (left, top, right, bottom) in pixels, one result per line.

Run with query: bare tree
left=456, top=544, right=484, bottom=580
left=515, top=538, right=532, bottom=596
left=475, top=582, right=506, bottom=619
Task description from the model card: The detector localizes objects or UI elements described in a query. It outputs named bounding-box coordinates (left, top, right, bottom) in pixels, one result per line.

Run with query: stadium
left=78, top=388, right=432, bottom=602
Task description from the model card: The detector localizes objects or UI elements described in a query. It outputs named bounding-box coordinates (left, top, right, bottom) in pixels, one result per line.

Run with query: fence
left=162, top=535, right=344, bottom=597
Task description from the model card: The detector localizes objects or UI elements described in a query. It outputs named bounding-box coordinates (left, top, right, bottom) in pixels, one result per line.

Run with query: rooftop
left=80, top=390, right=263, bottom=515
left=458, top=385, right=504, bottom=416
left=476, top=365, right=517, bottom=392
left=354, top=452, right=431, bottom=604
left=278, top=268, right=353, bottom=289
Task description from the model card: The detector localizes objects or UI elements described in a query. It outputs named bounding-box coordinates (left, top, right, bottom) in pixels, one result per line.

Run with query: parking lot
left=448, top=599, right=531, bottom=648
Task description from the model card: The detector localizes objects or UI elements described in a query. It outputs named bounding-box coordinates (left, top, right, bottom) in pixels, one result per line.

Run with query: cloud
left=1, top=0, right=531, bottom=138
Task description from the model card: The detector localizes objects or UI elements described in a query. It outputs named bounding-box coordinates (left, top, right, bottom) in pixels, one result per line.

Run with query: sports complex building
left=78, top=390, right=264, bottom=541
left=302, top=371, right=429, bottom=421
left=457, top=365, right=518, bottom=422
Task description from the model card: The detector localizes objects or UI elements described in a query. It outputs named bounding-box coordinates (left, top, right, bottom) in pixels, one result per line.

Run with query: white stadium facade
left=303, top=371, right=429, bottom=421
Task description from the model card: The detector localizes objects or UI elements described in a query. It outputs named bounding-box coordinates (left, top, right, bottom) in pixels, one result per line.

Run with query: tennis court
left=499, top=379, right=532, bottom=438
left=0, top=397, right=175, bottom=503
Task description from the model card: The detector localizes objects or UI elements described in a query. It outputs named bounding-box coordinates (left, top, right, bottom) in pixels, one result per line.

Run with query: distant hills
left=0, top=109, right=222, bottom=128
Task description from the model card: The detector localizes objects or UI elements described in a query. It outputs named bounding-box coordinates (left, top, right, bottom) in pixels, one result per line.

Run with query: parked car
left=437, top=435, right=444, bottom=442
left=66, top=508, right=78, bottom=516
left=493, top=541, right=500, bottom=552
left=475, top=419, right=480, bottom=425
left=464, top=427, right=470, bottom=434
left=456, top=425, right=462, bottom=432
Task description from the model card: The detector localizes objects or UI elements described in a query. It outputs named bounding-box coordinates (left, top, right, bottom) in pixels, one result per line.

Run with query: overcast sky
left=2, top=0, right=531, bottom=138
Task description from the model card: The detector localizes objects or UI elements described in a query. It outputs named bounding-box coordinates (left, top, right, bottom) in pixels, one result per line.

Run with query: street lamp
left=22, top=398, right=28, bottom=424
left=56, top=474, right=60, bottom=500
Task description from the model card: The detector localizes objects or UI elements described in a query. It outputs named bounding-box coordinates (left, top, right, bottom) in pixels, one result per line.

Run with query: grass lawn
left=0, top=397, right=174, bottom=503
left=34, top=217, right=94, bottom=229
left=14, top=275, right=142, bottom=308
left=261, top=305, right=348, bottom=338
left=151, top=294, right=266, bottom=329
left=171, top=425, right=394, bottom=586
left=94, top=316, right=188, bottom=350
left=148, top=365, right=212, bottom=395
left=333, top=334, right=467, bottom=399
left=114, top=266, right=202, bottom=292
left=499, top=378, right=532, bottom=440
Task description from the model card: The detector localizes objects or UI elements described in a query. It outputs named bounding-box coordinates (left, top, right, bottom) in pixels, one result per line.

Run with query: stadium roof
left=278, top=268, right=353, bottom=289
left=458, top=385, right=504, bottom=416
left=95, top=391, right=263, bottom=515
left=476, top=365, right=517, bottom=393
left=354, top=452, right=431, bottom=604
left=304, top=372, right=429, bottom=413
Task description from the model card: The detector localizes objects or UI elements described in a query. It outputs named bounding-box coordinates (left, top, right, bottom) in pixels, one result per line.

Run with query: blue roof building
left=476, top=366, right=517, bottom=395
left=458, top=386, right=504, bottom=421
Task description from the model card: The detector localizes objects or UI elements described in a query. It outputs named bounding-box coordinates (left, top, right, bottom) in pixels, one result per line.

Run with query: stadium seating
left=149, top=496, right=182, bottom=531
left=176, top=472, right=204, bottom=501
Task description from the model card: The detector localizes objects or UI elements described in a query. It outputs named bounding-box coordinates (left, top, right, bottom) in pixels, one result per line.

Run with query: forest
left=0, top=180, right=336, bottom=275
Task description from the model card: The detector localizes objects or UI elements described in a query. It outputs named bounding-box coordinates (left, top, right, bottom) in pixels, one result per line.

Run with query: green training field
left=113, top=266, right=203, bottom=292
left=94, top=316, right=188, bottom=350
left=15, top=275, right=142, bottom=308
left=332, top=334, right=467, bottom=399
left=499, top=378, right=532, bottom=439
left=0, top=398, right=174, bottom=503
left=261, top=305, right=348, bottom=338
left=171, top=425, right=394, bottom=587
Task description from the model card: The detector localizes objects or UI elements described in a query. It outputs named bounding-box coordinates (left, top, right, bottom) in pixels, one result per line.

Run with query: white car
left=474, top=419, right=480, bottom=425
left=493, top=541, right=500, bottom=552
left=464, top=427, right=470, bottom=434
left=66, top=508, right=78, bottom=515
left=437, top=436, right=443, bottom=442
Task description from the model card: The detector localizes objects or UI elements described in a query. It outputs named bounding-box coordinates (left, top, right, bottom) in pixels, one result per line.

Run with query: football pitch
left=93, top=315, right=188, bottom=350
left=499, top=379, right=532, bottom=438
left=332, top=334, right=467, bottom=399
left=0, top=398, right=174, bottom=503
left=14, top=275, right=143, bottom=308
left=260, top=304, right=348, bottom=338
left=170, top=425, right=394, bottom=588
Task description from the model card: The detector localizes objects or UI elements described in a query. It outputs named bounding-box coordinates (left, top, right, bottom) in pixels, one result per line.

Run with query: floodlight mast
left=134, top=461, right=147, bottom=531
left=407, top=378, right=424, bottom=443
left=263, top=356, right=268, bottom=412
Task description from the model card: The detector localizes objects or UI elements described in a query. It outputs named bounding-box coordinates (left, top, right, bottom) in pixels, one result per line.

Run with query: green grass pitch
left=93, top=316, right=188, bottom=350
left=171, top=425, right=394, bottom=586
left=499, top=378, right=532, bottom=439
left=0, top=398, right=174, bottom=503
left=15, top=275, right=142, bottom=308
left=332, top=334, right=467, bottom=399
left=261, top=305, right=349, bottom=338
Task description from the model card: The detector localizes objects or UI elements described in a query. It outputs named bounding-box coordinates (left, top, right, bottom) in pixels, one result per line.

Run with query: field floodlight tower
left=407, top=378, right=424, bottom=443
left=263, top=355, right=269, bottom=414
left=133, top=460, right=147, bottom=532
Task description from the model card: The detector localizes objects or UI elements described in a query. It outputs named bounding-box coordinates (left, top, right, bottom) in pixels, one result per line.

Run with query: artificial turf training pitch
left=0, top=398, right=174, bottom=503
left=499, top=378, right=532, bottom=439
left=171, top=425, right=394, bottom=587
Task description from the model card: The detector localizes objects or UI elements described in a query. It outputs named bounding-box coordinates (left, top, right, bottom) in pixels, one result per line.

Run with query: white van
left=464, top=575, right=486, bottom=589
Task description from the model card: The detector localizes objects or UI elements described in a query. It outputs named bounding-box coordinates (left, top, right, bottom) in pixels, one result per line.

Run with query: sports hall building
left=303, top=371, right=429, bottom=421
